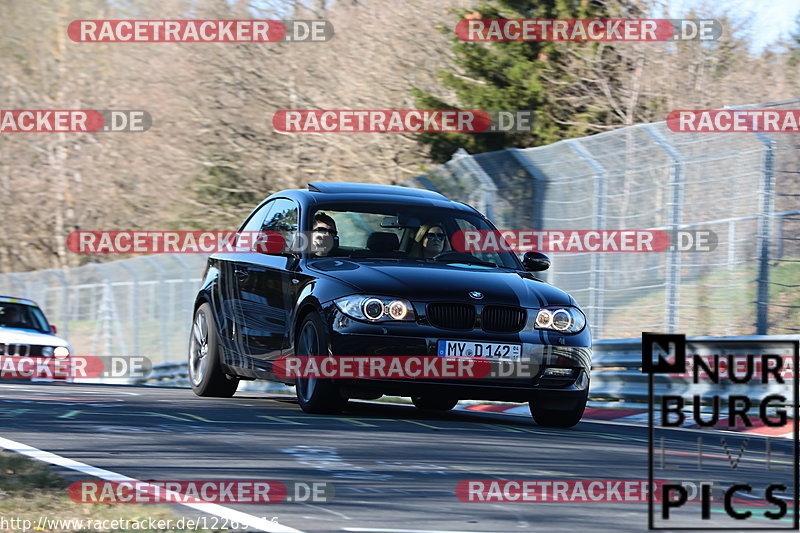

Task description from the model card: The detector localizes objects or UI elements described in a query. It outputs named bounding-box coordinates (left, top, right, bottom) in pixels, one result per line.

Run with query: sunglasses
left=425, top=232, right=446, bottom=240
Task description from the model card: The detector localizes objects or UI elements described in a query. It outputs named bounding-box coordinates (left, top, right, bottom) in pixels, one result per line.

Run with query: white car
left=0, top=295, right=73, bottom=381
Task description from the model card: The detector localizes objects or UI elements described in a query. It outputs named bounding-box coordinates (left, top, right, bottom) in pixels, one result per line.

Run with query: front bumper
left=321, top=305, right=592, bottom=404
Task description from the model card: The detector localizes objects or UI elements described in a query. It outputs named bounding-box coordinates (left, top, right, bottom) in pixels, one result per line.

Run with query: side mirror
left=50, top=325, right=58, bottom=335
left=522, top=251, right=550, bottom=272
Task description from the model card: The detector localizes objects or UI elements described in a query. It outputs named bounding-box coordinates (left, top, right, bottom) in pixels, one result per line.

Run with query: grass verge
left=0, top=450, right=228, bottom=532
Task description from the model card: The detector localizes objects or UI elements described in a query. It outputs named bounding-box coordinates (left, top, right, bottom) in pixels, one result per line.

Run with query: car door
left=232, top=198, right=299, bottom=363
left=218, top=200, right=276, bottom=368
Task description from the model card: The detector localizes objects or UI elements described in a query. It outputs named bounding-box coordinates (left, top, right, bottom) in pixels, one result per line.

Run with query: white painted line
left=299, top=502, right=350, bottom=520
left=0, top=435, right=305, bottom=533
left=0, top=384, right=140, bottom=395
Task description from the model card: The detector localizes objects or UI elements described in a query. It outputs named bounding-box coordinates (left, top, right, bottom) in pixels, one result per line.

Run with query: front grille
left=427, top=303, right=475, bottom=330
left=0, top=343, right=47, bottom=356
left=481, top=306, right=526, bottom=333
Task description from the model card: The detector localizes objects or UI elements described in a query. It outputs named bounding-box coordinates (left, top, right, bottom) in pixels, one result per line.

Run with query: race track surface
left=0, top=382, right=794, bottom=532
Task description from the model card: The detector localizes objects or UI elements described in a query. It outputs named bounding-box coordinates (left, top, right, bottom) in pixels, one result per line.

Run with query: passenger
left=411, top=223, right=448, bottom=258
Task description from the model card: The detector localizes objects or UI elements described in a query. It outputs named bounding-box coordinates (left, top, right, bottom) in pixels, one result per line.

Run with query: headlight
left=334, top=295, right=416, bottom=323
left=53, top=346, right=71, bottom=358
left=533, top=307, right=585, bottom=333
left=41, top=346, right=54, bottom=357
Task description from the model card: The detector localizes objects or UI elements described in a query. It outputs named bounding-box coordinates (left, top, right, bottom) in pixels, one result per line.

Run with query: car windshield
left=306, top=202, right=521, bottom=270
left=0, top=302, right=50, bottom=333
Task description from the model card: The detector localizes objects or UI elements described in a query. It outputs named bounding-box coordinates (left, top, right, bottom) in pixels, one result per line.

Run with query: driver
left=311, top=212, right=339, bottom=257
left=412, top=223, right=449, bottom=258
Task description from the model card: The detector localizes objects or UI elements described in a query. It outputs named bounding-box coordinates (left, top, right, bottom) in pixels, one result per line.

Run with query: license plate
left=437, top=340, right=521, bottom=361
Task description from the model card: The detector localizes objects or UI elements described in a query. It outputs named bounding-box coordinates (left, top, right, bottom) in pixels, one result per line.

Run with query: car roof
left=0, top=296, right=38, bottom=306
left=264, top=183, right=480, bottom=214
left=307, top=182, right=447, bottom=199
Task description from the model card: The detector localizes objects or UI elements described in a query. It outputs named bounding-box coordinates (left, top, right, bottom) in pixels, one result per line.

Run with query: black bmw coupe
left=188, top=182, right=592, bottom=427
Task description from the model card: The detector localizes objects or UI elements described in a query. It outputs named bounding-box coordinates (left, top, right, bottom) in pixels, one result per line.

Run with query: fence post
left=645, top=125, right=684, bottom=334
left=451, top=148, right=497, bottom=220
left=506, top=148, right=546, bottom=231
left=47, top=269, right=70, bottom=339
left=143, top=256, right=170, bottom=363
left=753, top=131, right=775, bottom=335
left=91, top=263, right=129, bottom=356
left=118, top=261, right=141, bottom=358
left=727, top=220, right=736, bottom=270
left=566, top=139, right=607, bottom=339
left=7, top=274, right=26, bottom=299
left=775, top=213, right=784, bottom=261
left=169, top=253, right=198, bottom=363
left=506, top=148, right=550, bottom=282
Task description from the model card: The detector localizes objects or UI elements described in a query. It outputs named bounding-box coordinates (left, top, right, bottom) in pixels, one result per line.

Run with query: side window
left=261, top=199, right=298, bottom=232
left=456, top=217, right=497, bottom=263
left=261, top=198, right=298, bottom=252
left=236, top=201, right=274, bottom=248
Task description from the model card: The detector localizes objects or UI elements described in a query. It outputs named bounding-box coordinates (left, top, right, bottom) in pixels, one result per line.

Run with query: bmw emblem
left=468, top=291, right=484, bottom=300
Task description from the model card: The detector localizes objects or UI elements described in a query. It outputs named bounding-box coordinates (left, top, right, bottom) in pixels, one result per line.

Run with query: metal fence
left=0, top=101, right=798, bottom=364
left=0, top=254, right=206, bottom=365
left=408, top=101, right=800, bottom=339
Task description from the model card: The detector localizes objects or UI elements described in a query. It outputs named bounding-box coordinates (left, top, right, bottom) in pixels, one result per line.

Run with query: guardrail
left=591, top=336, right=798, bottom=409
left=134, top=335, right=799, bottom=406
left=139, top=360, right=293, bottom=393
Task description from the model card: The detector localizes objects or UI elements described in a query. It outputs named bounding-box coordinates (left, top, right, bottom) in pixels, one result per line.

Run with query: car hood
left=311, top=259, right=574, bottom=307
left=0, top=327, right=71, bottom=348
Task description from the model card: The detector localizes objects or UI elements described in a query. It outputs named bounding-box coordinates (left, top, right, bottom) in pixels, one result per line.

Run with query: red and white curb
left=457, top=404, right=795, bottom=438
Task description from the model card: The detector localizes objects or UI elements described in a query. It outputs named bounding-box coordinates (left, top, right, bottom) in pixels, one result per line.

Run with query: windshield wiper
left=434, top=258, right=499, bottom=268
left=455, top=259, right=499, bottom=268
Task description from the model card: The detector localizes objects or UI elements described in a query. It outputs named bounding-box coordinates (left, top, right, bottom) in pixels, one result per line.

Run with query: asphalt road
left=0, top=382, right=795, bottom=533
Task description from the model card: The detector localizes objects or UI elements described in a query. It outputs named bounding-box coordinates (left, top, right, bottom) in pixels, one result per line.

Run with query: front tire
left=412, top=396, right=458, bottom=411
left=529, top=387, right=588, bottom=428
left=294, top=312, right=348, bottom=414
left=188, top=302, right=239, bottom=397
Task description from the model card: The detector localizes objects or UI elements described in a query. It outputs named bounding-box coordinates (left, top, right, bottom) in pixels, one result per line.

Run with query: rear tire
left=294, top=312, right=348, bottom=414
left=529, top=387, right=588, bottom=428
left=412, top=396, right=458, bottom=411
left=188, top=302, right=239, bottom=397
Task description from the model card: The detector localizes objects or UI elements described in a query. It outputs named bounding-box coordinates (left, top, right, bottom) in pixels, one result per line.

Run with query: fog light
left=543, top=368, right=575, bottom=377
